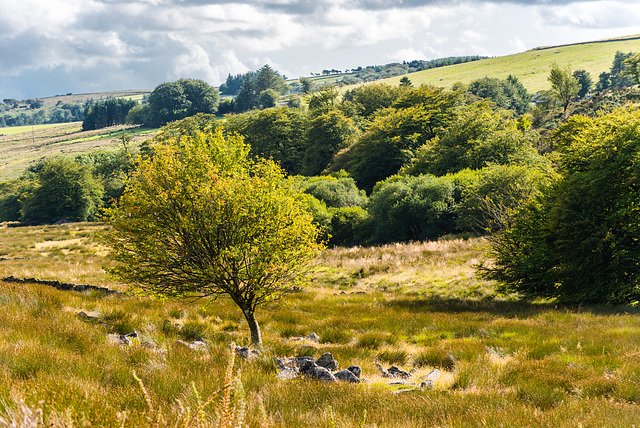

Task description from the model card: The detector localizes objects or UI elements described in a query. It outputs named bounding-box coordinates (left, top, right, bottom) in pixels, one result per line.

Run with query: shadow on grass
left=383, top=295, right=640, bottom=318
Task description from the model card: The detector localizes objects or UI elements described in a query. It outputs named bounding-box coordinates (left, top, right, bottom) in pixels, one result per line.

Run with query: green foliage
left=342, top=83, right=406, bottom=118
left=146, top=78, right=219, bottom=127
left=298, top=77, right=314, bottom=94
left=104, top=129, right=322, bottom=344
left=403, top=103, right=540, bottom=177
left=548, top=62, right=579, bottom=114
left=483, top=108, right=640, bottom=304
left=368, top=174, right=456, bottom=244
left=255, top=64, right=289, bottom=95
left=454, top=164, right=554, bottom=234
left=623, top=53, right=640, bottom=84
left=467, top=75, right=531, bottom=114
left=0, top=177, right=36, bottom=221
left=307, top=86, right=341, bottom=113
left=572, top=69, right=593, bottom=98
left=303, top=111, right=358, bottom=176
left=342, top=85, right=460, bottom=193
left=329, top=206, right=370, bottom=247
left=258, top=89, right=279, bottom=109
left=225, top=107, right=308, bottom=175
left=302, top=175, right=367, bottom=208
left=82, top=98, right=138, bottom=131
left=19, top=158, right=104, bottom=224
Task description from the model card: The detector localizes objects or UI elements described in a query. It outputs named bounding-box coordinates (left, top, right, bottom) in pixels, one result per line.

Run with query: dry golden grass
left=1, top=224, right=640, bottom=426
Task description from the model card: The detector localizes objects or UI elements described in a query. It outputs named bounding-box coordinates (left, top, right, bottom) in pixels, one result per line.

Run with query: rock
left=423, top=369, right=440, bottom=381
left=235, top=346, right=252, bottom=358
left=316, top=352, right=338, bottom=371
left=421, top=380, right=435, bottom=390
left=276, top=356, right=315, bottom=371
left=299, top=360, right=337, bottom=382
left=107, top=334, right=132, bottom=347
left=375, top=362, right=392, bottom=378
left=334, top=369, right=360, bottom=383
left=175, top=340, right=208, bottom=351
left=388, top=366, right=412, bottom=379
left=276, top=367, right=299, bottom=381
left=348, top=365, right=362, bottom=378
left=290, top=332, right=320, bottom=343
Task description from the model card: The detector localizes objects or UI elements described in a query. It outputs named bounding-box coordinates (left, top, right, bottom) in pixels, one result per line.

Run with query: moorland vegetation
left=0, top=41, right=640, bottom=426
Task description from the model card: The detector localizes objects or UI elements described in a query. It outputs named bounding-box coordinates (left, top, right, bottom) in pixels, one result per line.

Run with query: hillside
left=0, top=123, right=155, bottom=181
left=380, top=35, right=640, bottom=93
left=37, top=89, right=152, bottom=108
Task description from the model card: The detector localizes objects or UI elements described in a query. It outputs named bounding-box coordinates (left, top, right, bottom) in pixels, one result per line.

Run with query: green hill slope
left=381, top=35, right=640, bottom=93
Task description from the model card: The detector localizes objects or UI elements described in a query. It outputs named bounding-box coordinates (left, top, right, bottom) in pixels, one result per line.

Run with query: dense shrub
left=368, top=174, right=457, bottom=244
left=483, top=109, right=640, bottom=304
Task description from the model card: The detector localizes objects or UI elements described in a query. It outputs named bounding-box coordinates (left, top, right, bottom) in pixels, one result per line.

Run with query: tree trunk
left=242, top=308, right=262, bottom=345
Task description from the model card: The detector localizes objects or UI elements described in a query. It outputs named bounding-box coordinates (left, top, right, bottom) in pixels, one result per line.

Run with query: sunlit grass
left=1, top=223, right=640, bottom=426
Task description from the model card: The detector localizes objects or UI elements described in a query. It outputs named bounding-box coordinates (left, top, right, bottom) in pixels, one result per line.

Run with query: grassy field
left=0, top=123, right=156, bottom=182
left=1, top=223, right=640, bottom=426
left=381, top=35, right=640, bottom=93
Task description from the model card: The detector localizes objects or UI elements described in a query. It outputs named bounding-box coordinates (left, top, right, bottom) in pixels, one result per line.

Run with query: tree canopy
left=104, top=129, right=322, bottom=344
left=145, top=78, right=219, bottom=127
left=482, top=108, right=640, bottom=304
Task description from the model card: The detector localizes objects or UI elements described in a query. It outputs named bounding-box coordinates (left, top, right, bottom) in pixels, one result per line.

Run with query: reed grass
left=1, top=223, right=640, bottom=426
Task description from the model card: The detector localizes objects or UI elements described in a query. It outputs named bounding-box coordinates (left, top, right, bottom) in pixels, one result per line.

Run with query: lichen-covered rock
left=334, top=369, right=360, bottom=383
left=174, top=339, right=208, bottom=351
left=276, top=367, right=299, bottom=381
left=316, top=352, right=338, bottom=371
left=299, top=360, right=337, bottom=382
left=348, top=365, right=362, bottom=378
left=388, top=366, right=412, bottom=379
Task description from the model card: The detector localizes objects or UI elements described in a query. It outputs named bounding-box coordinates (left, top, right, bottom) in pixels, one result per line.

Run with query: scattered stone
left=348, top=365, right=362, bottom=378
left=107, top=334, right=133, bottom=347
left=420, top=380, right=435, bottom=390
left=334, top=369, right=360, bottom=383
left=276, top=356, right=315, bottom=371
left=174, top=339, right=208, bottom=351
left=276, top=367, right=299, bottom=381
left=2, top=276, right=123, bottom=295
left=233, top=345, right=260, bottom=359
left=316, top=352, right=338, bottom=371
left=290, top=332, right=320, bottom=343
left=299, top=360, right=337, bottom=382
left=422, top=369, right=440, bottom=381
left=375, top=362, right=392, bottom=378
left=388, top=366, right=413, bottom=379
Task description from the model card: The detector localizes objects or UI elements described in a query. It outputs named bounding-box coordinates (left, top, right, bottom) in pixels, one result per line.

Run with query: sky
left=1, top=0, right=640, bottom=99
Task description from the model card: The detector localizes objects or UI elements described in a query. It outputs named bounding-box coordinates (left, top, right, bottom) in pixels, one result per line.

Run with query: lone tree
left=548, top=62, right=579, bottom=114
left=104, top=128, right=323, bottom=345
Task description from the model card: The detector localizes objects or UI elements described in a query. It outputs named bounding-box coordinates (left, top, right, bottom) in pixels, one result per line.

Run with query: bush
left=303, top=175, right=367, bottom=208
left=368, top=174, right=457, bottom=244
left=482, top=109, right=640, bottom=304
left=329, top=206, right=370, bottom=247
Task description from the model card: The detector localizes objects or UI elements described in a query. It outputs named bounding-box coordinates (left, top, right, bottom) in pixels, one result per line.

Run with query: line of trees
left=82, top=98, right=138, bottom=131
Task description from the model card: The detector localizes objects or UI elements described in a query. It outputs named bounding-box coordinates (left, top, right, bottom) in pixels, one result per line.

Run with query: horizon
left=1, top=0, right=640, bottom=99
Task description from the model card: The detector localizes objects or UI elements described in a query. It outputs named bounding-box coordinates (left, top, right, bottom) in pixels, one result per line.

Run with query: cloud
left=1, top=0, right=639, bottom=98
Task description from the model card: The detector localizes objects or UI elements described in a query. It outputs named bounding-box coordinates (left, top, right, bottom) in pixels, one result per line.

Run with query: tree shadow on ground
left=383, top=295, right=640, bottom=318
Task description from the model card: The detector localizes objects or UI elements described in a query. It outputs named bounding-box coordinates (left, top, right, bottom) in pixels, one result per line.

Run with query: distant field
left=381, top=35, right=640, bottom=93
left=0, top=123, right=67, bottom=136
left=0, top=123, right=156, bottom=182
left=37, top=89, right=152, bottom=108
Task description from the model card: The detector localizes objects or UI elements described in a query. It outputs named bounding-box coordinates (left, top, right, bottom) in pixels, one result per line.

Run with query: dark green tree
left=258, top=89, right=279, bottom=109
left=572, top=69, right=593, bottom=98
left=147, top=79, right=219, bottom=127
left=254, top=64, right=289, bottom=94
left=234, top=74, right=257, bottom=113
left=482, top=109, right=640, bottom=304
left=19, top=158, right=104, bottom=224
left=368, top=174, right=457, bottom=243
left=299, top=77, right=314, bottom=94
left=303, top=110, right=358, bottom=176
left=225, top=107, right=308, bottom=175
